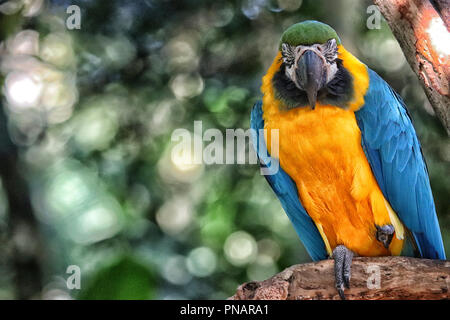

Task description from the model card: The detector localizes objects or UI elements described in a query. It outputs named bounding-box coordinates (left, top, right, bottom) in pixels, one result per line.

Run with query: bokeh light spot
left=5, top=71, right=43, bottom=110
left=162, top=255, right=192, bottom=285
left=40, top=33, right=74, bottom=68
left=224, top=231, right=257, bottom=266
left=277, top=0, right=302, bottom=11
left=170, top=73, right=204, bottom=99
left=7, top=30, right=39, bottom=56
left=156, top=197, right=193, bottom=236
left=186, top=247, right=217, bottom=277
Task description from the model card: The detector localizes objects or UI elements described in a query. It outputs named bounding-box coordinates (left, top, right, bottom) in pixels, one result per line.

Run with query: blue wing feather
left=355, top=69, right=446, bottom=259
left=250, top=101, right=328, bottom=261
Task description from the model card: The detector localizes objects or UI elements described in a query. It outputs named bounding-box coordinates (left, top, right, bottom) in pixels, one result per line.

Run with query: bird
left=250, top=20, right=446, bottom=299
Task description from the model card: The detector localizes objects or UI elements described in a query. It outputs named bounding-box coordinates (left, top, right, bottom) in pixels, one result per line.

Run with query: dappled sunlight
left=40, top=33, right=75, bottom=67
left=156, top=197, right=194, bottom=236
left=186, top=246, right=218, bottom=277
left=73, top=203, right=123, bottom=244
left=158, top=139, right=205, bottom=184
left=1, top=26, right=78, bottom=147
left=5, top=71, right=43, bottom=110
left=170, top=73, right=204, bottom=100
left=427, top=17, right=450, bottom=60
left=224, top=231, right=258, bottom=266
left=0, top=0, right=44, bottom=17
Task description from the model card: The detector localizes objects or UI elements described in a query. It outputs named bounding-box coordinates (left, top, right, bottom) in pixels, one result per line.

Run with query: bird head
left=267, top=21, right=355, bottom=110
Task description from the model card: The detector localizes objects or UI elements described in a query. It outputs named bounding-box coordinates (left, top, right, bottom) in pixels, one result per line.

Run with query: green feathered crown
left=279, top=21, right=341, bottom=50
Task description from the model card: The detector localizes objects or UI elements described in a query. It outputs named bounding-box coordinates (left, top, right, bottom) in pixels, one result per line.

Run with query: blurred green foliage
left=79, top=256, right=157, bottom=300
left=0, top=0, right=448, bottom=300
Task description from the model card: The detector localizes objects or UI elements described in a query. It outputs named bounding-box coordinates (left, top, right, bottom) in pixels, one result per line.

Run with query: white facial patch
left=281, top=39, right=339, bottom=87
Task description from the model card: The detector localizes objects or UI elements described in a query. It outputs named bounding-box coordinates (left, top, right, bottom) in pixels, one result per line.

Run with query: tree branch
left=230, top=257, right=450, bottom=300
left=373, top=0, right=450, bottom=135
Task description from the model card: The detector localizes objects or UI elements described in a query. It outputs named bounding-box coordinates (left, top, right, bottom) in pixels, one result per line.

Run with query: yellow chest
left=263, top=104, right=403, bottom=256
left=263, top=105, right=365, bottom=189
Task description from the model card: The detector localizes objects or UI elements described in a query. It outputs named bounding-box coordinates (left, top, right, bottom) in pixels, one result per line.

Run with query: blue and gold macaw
left=251, top=21, right=446, bottom=299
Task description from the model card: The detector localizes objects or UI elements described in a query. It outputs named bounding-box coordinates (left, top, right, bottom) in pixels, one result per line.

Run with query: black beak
left=295, top=50, right=325, bottom=110
left=384, top=233, right=394, bottom=249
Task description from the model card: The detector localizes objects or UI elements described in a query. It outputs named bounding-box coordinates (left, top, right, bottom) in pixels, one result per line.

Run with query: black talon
left=332, top=245, right=354, bottom=299
left=337, top=287, right=346, bottom=300
left=343, top=274, right=351, bottom=289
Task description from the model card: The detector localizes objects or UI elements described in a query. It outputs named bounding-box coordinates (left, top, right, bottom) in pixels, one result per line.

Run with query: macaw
left=251, top=20, right=446, bottom=299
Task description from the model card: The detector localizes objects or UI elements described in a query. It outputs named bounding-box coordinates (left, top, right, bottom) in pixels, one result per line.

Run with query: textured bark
left=230, top=257, right=450, bottom=300
left=373, top=0, right=450, bottom=135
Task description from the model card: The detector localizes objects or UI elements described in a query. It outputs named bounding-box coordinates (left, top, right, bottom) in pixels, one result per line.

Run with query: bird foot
left=332, top=245, right=353, bottom=300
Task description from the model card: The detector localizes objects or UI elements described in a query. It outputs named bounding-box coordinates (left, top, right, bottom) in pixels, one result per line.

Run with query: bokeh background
left=0, top=0, right=448, bottom=300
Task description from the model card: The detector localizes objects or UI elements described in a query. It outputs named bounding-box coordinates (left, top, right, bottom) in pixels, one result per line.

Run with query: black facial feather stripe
left=281, top=43, right=295, bottom=66
left=272, top=59, right=353, bottom=109
left=324, top=43, right=338, bottom=62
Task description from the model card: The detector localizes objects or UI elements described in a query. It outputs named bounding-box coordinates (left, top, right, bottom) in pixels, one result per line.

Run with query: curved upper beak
left=295, top=50, right=325, bottom=110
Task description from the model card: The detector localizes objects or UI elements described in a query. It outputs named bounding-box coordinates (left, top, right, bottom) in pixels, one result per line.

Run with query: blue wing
left=250, top=101, right=328, bottom=261
left=355, top=69, right=446, bottom=259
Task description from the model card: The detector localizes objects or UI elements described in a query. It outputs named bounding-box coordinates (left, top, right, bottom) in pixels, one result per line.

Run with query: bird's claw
left=337, top=286, right=346, bottom=300
left=332, top=245, right=353, bottom=300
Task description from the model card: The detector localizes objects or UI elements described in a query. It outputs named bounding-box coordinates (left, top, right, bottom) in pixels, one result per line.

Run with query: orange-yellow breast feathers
left=262, top=45, right=404, bottom=256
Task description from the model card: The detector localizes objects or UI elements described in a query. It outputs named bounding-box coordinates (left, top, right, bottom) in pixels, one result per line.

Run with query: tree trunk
left=230, top=257, right=450, bottom=300
left=373, top=0, right=450, bottom=135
